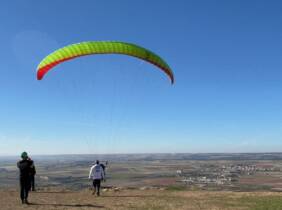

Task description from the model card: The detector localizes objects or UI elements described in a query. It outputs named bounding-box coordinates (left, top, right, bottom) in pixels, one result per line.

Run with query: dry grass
left=1, top=188, right=282, bottom=210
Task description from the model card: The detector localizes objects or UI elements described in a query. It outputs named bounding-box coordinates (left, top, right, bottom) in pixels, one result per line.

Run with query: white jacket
left=89, top=164, right=105, bottom=180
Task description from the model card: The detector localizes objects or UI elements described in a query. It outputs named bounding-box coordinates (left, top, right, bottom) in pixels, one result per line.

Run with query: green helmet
left=21, top=151, right=28, bottom=159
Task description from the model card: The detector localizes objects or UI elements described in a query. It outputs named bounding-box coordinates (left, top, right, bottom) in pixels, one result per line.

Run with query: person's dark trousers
left=30, top=176, right=35, bottom=191
left=20, top=177, right=30, bottom=202
left=93, top=179, right=101, bottom=196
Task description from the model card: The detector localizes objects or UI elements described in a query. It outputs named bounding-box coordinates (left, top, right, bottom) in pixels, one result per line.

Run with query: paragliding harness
left=100, top=161, right=108, bottom=178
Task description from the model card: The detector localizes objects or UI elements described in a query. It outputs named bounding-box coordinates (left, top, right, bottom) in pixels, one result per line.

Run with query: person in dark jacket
left=17, top=152, right=32, bottom=204
left=28, top=157, right=36, bottom=191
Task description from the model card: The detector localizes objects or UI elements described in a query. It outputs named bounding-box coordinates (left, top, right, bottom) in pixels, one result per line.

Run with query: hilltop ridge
left=1, top=187, right=282, bottom=210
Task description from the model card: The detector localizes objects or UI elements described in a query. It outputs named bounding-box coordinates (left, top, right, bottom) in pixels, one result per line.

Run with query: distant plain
left=1, top=153, right=282, bottom=209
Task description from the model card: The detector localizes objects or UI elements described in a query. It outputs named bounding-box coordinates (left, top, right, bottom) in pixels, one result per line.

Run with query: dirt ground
left=1, top=188, right=282, bottom=210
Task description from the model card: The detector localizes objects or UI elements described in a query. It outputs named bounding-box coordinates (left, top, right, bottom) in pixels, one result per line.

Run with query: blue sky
left=0, top=0, right=282, bottom=155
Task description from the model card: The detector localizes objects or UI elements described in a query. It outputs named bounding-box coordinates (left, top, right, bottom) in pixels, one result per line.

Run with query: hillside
left=1, top=188, right=282, bottom=210
left=2, top=155, right=282, bottom=209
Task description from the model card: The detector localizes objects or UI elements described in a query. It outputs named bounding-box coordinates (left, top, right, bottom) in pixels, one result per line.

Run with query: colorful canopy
left=36, top=41, right=174, bottom=84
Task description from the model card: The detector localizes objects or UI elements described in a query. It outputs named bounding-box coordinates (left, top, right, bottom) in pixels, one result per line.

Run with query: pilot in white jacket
left=89, top=160, right=105, bottom=196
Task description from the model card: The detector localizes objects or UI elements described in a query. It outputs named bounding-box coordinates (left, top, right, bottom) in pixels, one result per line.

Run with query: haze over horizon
left=1, top=0, right=282, bottom=155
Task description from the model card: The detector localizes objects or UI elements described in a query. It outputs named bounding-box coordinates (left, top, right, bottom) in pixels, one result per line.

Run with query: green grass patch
left=239, top=195, right=282, bottom=210
left=166, top=185, right=187, bottom=191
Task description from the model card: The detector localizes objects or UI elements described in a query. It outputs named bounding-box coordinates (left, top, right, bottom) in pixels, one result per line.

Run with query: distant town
left=177, top=163, right=280, bottom=188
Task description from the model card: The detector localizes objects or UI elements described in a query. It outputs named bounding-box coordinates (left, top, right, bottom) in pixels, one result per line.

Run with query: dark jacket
left=29, top=160, right=36, bottom=176
left=17, top=159, right=32, bottom=179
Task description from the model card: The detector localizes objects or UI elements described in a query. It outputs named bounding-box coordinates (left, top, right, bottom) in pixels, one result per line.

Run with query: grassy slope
left=1, top=189, right=282, bottom=210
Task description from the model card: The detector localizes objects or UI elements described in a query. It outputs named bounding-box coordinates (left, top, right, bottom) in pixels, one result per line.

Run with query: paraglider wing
left=36, top=41, right=174, bottom=84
